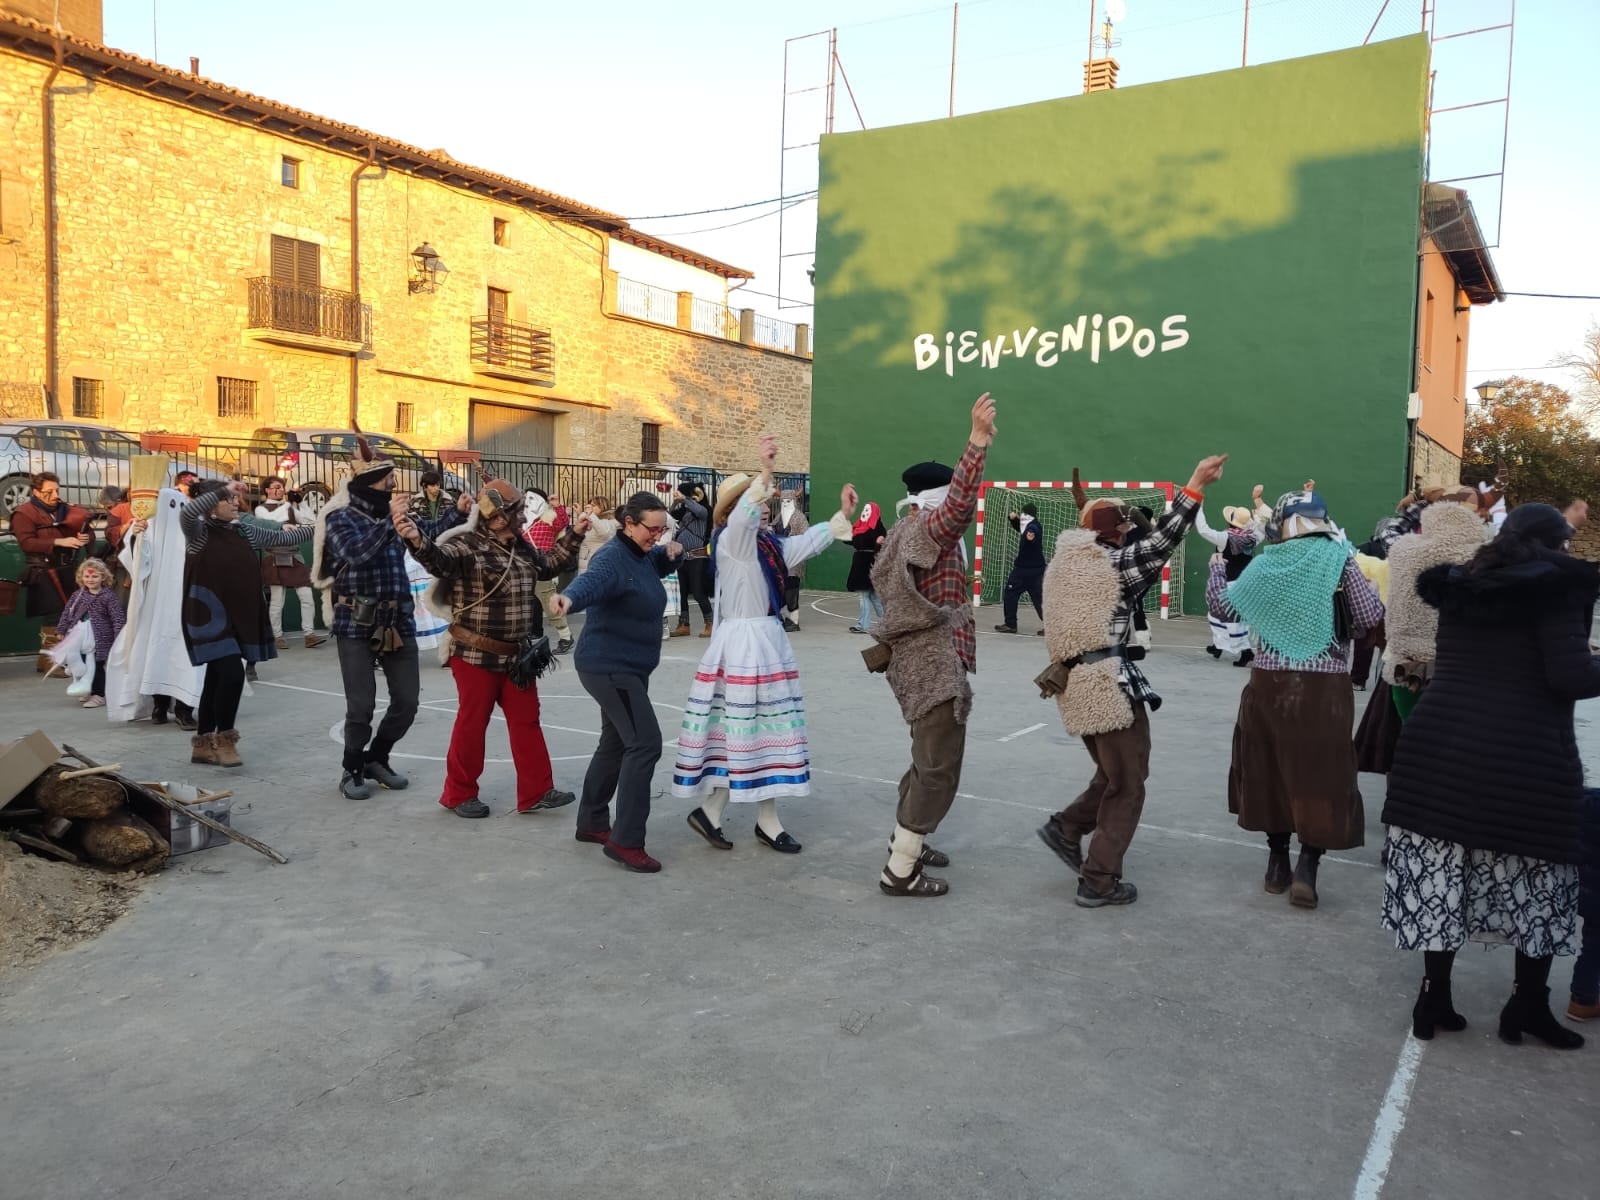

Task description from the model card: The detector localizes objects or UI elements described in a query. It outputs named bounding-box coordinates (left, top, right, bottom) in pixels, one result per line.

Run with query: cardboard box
left=128, top=783, right=234, bottom=856
left=0, top=731, right=62, bottom=810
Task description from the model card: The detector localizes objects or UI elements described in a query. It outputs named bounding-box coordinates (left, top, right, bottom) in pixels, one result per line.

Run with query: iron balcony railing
left=246, top=277, right=370, bottom=347
left=616, top=277, right=680, bottom=326
left=470, top=317, right=556, bottom=385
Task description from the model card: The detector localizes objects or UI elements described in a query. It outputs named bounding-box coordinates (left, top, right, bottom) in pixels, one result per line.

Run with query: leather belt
left=1068, top=646, right=1126, bottom=667
left=450, top=624, right=519, bottom=657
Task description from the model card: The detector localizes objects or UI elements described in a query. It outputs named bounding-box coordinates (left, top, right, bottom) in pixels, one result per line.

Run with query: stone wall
left=0, top=45, right=810, bottom=472
left=1411, top=430, right=1463, bottom=492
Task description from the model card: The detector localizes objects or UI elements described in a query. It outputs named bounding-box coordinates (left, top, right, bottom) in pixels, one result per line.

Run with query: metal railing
left=749, top=313, right=797, bottom=354
left=615, top=277, right=679, bottom=326
left=691, top=296, right=740, bottom=340
left=470, top=317, right=555, bottom=385
left=246, top=276, right=371, bottom=347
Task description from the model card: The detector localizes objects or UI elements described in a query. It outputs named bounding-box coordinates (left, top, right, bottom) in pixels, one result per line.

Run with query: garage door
left=469, top=402, right=556, bottom=460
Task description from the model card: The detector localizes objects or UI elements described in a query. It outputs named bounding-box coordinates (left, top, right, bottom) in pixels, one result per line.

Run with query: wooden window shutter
left=271, top=235, right=320, bottom=290
left=297, top=240, right=320, bottom=290
left=271, top=235, right=294, bottom=281
left=488, top=287, right=509, bottom=321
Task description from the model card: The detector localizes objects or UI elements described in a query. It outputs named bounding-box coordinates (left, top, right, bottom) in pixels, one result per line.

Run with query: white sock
left=885, top=824, right=924, bottom=879
left=702, top=789, right=730, bottom=827
left=755, top=798, right=784, bottom=839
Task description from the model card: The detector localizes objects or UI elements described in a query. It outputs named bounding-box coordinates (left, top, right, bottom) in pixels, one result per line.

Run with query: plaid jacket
left=323, top=502, right=464, bottom=639
left=412, top=525, right=581, bottom=670
left=916, top=439, right=987, bottom=673
left=1108, top=490, right=1200, bottom=708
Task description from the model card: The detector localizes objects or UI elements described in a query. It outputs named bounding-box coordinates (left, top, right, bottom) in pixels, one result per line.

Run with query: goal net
left=974, top=481, right=1184, bottom=618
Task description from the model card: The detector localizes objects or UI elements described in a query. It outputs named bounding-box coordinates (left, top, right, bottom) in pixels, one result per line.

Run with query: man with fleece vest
left=1036, top=453, right=1228, bottom=907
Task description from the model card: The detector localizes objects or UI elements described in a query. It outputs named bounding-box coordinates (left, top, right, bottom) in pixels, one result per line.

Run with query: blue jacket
left=562, top=534, right=674, bottom=677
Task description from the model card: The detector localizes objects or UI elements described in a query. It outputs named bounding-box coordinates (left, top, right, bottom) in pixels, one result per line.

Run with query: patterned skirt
left=671, top=616, right=811, bottom=803
left=1381, top=826, right=1580, bottom=957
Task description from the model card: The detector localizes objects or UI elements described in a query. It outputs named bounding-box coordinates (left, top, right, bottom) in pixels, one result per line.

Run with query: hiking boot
left=701, top=622, right=713, bottom=638
left=1568, top=997, right=1600, bottom=1022
left=520, top=787, right=576, bottom=813
left=340, top=770, right=373, bottom=800
left=575, top=826, right=611, bottom=845
left=363, top=759, right=409, bottom=790
left=1075, top=879, right=1138, bottom=908
left=556, top=638, right=574, bottom=655
left=603, top=842, right=662, bottom=872
left=993, top=624, right=1017, bottom=634
left=1290, top=852, right=1320, bottom=909
left=1036, top=821, right=1083, bottom=876
left=669, top=623, right=691, bottom=638
left=451, top=798, right=492, bottom=819
left=1264, top=849, right=1292, bottom=894
left=213, top=730, right=243, bottom=768
left=190, top=733, right=220, bottom=765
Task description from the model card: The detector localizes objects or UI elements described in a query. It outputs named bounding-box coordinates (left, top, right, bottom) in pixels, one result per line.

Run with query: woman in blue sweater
left=551, top=492, right=684, bottom=872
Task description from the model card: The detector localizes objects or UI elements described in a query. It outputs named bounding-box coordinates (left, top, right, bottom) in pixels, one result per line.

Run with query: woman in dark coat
left=1382, top=504, right=1599, bottom=1050
left=846, top=500, right=886, bottom=633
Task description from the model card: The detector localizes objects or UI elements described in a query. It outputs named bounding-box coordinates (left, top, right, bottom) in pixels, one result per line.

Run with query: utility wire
left=627, top=192, right=817, bottom=222
left=1500, top=292, right=1600, bottom=301
left=665, top=196, right=817, bottom=237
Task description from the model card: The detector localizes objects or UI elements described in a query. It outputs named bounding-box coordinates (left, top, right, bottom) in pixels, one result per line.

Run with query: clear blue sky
left=106, top=0, right=1599, bottom=392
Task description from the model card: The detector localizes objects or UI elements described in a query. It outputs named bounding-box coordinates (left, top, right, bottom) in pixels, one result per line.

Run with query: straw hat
left=713, top=473, right=755, bottom=527
left=1222, top=505, right=1253, bottom=530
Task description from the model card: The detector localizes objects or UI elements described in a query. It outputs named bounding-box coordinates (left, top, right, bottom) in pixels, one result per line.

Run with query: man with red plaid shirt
left=400, top=480, right=586, bottom=819
left=869, top=393, right=995, bottom=898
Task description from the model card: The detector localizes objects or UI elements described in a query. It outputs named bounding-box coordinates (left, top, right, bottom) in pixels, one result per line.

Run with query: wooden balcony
left=471, top=317, right=555, bottom=386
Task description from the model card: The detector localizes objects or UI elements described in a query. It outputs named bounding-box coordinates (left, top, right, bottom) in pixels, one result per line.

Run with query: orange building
left=1410, top=182, right=1503, bottom=488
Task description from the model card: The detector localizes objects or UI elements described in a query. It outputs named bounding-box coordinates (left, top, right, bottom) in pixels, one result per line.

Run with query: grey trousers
left=336, top=635, right=420, bottom=773
left=577, top=670, right=662, bottom=848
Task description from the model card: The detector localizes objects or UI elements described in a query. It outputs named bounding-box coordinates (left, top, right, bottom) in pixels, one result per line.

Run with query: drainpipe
left=41, top=29, right=65, bottom=419
left=348, top=146, right=377, bottom=427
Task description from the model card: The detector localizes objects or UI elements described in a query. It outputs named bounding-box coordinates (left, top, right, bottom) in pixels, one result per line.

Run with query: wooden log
left=10, top=830, right=80, bottom=863
left=61, top=745, right=289, bottom=866
left=33, top=766, right=126, bottom=820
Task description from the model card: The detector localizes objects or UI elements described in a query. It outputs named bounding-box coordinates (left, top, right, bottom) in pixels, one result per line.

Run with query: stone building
left=0, top=6, right=811, bottom=472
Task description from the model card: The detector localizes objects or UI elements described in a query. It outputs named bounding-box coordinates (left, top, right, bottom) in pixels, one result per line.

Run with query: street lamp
left=408, top=243, right=446, bottom=294
left=1474, top=381, right=1503, bottom=404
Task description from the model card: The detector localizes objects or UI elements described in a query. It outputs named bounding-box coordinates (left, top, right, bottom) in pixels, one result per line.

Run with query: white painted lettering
left=1132, top=327, right=1156, bottom=357
left=1035, top=330, right=1059, bottom=367
left=1060, top=316, right=1087, bottom=353
left=1107, top=315, right=1134, bottom=352
left=914, top=333, right=939, bottom=370
left=1161, top=314, right=1189, bottom=352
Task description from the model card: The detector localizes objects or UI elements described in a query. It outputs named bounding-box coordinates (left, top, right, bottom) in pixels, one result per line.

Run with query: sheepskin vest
left=869, top=516, right=972, bottom=726
left=1042, top=529, right=1134, bottom=737
left=1382, top=502, right=1487, bottom=682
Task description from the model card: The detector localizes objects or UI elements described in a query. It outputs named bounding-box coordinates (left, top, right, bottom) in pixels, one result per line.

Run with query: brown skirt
left=1227, top=669, right=1365, bottom=850
left=1353, top=679, right=1402, bottom=775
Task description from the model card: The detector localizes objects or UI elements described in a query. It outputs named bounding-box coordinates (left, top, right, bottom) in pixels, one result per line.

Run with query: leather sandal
left=879, top=862, right=949, bottom=897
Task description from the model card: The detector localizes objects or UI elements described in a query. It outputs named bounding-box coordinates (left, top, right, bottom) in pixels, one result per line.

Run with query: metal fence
left=749, top=313, right=798, bottom=354
left=691, top=296, right=740, bottom=340
left=615, top=277, right=679, bottom=326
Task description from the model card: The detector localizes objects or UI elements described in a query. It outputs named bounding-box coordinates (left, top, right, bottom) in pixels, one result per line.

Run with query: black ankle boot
left=1290, top=849, right=1320, bottom=909
left=1264, top=850, right=1291, bottom=894
left=1412, top=978, right=1468, bottom=1040
left=1500, top=983, right=1586, bottom=1050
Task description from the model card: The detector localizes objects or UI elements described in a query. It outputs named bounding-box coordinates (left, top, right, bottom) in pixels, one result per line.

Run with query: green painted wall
left=809, top=37, right=1430, bottom=607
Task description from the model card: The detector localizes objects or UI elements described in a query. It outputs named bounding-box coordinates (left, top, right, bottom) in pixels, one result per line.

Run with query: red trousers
left=442, top=656, right=556, bottom=811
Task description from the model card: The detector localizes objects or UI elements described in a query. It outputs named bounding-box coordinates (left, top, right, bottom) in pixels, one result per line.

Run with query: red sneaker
left=574, top=827, right=611, bottom=845
left=603, top=842, right=662, bottom=873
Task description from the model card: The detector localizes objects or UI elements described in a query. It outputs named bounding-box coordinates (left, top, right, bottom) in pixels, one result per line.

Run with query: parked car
left=234, top=427, right=470, bottom=513
left=0, top=420, right=202, bottom=517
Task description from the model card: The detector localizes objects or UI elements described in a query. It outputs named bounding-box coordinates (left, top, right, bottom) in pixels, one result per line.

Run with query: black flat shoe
left=754, top=825, right=802, bottom=854
left=452, top=798, right=491, bottom=819
left=687, top=807, right=734, bottom=849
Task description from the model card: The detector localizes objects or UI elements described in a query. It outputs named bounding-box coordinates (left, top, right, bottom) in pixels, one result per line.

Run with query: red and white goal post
left=973, top=480, right=1180, bottom=619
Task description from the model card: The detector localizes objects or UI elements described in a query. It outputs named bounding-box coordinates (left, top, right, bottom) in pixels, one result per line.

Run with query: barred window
left=217, top=376, right=258, bottom=419
left=640, top=422, right=661, bottom=465
left=71, top=377, right=105, bottom=420
left=396, top=401, right=416, bottom=435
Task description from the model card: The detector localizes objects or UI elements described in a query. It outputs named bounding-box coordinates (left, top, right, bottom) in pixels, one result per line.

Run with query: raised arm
left=1111, top=455, right=1227, bottom=597
left=783, top=484, right=857, bottom=570
left=1193, top=505, right=1229, bottom=550
left=925, top=393, right=995, bottom=551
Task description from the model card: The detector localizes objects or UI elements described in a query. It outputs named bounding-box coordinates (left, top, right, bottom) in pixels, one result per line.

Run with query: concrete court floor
left=0, top=593, right=1594, bottom=1200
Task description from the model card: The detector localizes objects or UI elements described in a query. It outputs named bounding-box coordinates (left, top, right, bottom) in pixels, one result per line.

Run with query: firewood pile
left=0, top=738, right=287, bottom=871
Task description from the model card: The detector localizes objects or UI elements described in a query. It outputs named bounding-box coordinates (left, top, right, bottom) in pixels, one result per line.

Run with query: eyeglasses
left=636, top=521, right=669, bottom=538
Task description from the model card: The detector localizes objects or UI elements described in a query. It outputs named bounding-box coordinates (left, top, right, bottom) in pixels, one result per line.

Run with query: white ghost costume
left=106, top=487, right=205, bottom=721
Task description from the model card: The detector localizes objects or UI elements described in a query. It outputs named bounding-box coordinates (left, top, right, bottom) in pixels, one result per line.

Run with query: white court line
left=1352, top=1035, right=1426, bottom=1199
left=998, top=723, right=1047, bottom=743
left=812, top=768, right=1376, bottom=870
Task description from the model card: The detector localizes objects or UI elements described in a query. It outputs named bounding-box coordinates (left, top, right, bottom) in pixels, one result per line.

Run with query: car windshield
left=88, top=430, right=139, bottom=459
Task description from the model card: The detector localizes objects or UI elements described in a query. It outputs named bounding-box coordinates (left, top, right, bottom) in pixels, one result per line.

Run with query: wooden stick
left=10, top=830, right=80, bottom=863
left=56, top=763, right=123, bottom=780
left=61, top=745, right=289, bottom=866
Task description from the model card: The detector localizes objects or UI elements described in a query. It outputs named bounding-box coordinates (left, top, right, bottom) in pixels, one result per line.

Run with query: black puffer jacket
left=1382, top=557, right=1600, bottom=864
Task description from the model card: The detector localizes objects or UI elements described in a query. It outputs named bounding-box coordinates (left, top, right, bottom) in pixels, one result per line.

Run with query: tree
left=1554, top=322, right=1600, bottom=417
left=1463, top=376, right=1600, bottom=507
